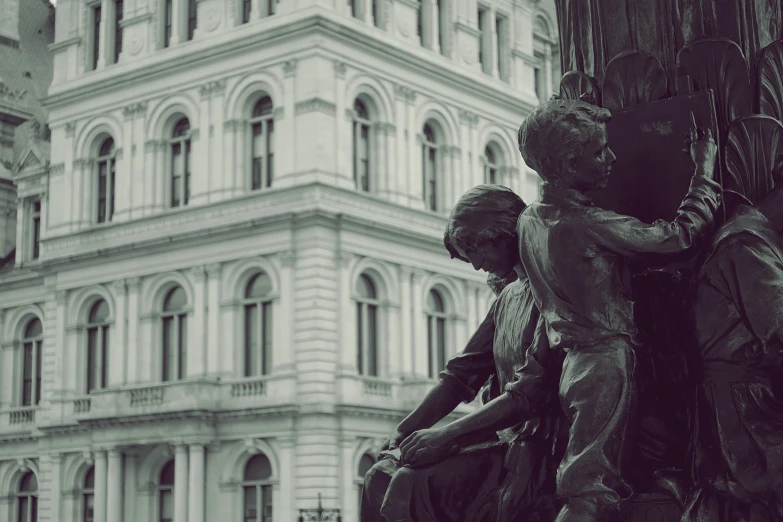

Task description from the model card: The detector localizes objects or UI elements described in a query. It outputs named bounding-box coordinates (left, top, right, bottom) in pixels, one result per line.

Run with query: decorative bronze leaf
left=724, top=115, right=783, bottom=205
left=675, top=37, right=752, bottom=145
left=758, top=41, right=783, bottom=120
left=559, top=71, right=601, bottom=107
left=602, top=51, right=669, bottom=112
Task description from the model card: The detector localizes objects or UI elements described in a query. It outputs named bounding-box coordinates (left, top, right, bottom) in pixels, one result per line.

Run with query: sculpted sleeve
left=439, top=303, right=497, bottom=403
left=503, top=314, right=561, bottom=417
left=585, top=176, right=722, bottom=260
left=712, top=235, right=783, bottom=351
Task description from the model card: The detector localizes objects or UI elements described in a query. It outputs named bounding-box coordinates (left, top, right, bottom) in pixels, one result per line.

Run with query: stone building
left=0, top=0, right=558, bottom=520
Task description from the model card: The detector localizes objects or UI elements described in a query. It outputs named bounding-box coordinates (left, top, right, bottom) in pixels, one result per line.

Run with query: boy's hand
left=685, top=112, right=717, bottom=176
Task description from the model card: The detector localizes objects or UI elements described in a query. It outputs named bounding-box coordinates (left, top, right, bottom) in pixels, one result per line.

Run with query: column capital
left=283, top=59, right=297, bottom=77
left=411, top=268, right=427, bottom=283
left=206, top=263, right=222, bottom=277
left=334, top=60, right=347, bottom=79
left=112, top=279, right=127, bottom=294
left=190, top=265, right=207, bottom=282
left=55, top=290, right=68, bottom=305
left=126, top=276, right=142, bottom=291
left=278, top=250, right=296, bottom=268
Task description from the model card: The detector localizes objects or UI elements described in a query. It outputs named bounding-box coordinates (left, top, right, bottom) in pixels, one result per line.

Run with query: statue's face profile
left=562, top=123, right=616, bottom=191
left=453, top=241, right=516, bottom=279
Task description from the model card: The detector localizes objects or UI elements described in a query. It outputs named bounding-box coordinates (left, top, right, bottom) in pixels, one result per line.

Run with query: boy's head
left=518, top=99, right=616, bottom=191
left=444, top=185, right=526, bottom=278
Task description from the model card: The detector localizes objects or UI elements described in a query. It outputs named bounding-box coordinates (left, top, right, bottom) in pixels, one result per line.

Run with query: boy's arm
left=586, top=174, right=722, bottom=261
left=385, top=305, right=497, bottom=450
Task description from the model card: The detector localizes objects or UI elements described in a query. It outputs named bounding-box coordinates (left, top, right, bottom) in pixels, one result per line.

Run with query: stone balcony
left=40, top=374, right=297, bottom=429
left=0, top=406, right=39, bottom=438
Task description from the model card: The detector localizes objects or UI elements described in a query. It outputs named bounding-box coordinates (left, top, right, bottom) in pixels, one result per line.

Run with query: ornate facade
left=0, top=0, right=558, bottom=520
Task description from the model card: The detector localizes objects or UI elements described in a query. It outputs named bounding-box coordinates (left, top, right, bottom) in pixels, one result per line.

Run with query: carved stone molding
left=334, top=60, right=348, bottom=78
left=458, top=108, right=479, bottom=127
left=273, top=107, right=284, bottom=120
left=49, top=163, right=65, bottom=176
left=190, top=265, right=207, bottom=281
left=283, top=59, right=297, bottom=77
left=345, top=108, right=357, bottom=121
left=55, top=290, right=68, bottom=305
left=199, top=80, right=227, bottom=100
left=223, top=119, right=241, bottom=132
left=112, top=279, right=128, bottom=294
left=394, top=85, right=417, bottom=102
left=295, top=98, right=337, bottom=116
left=126, top=277, right=142, bottom=291
left=65, top=122, right=76, bottom=137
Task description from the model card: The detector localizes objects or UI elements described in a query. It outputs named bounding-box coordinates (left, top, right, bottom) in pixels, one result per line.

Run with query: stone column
left=155, top=142, right=167, bottom=209
left=465, top=280, right=477, bottom=332
left=82, top=159, right=96, bottom=225
left=407, top=97, right=422, bottom=208
left=411, top=269, right=427, bottom=378
left=274, top=251, right=295, bottom=373
left=143, top=141, right=157, bottom=216
left=282, top=60, right=297, bottom=181
left=544, top=46, right=554, bottom=99
left=441, top=147, right=452, bottom=212
left=394, top=92, right=408, bottom=205
left=337, top=251, right=356, bottom=373
left=399, top=266, right=412, bottom=376
left=174, top=444, right=189, bottom=522
left=278, top=438, right=295, bottom=522
left=70, top=158, right=85, bottom=228
left=335, top=61, right=349, bottom=182
left=188, top=444, right=205, bottom=522
left=107, top=449, right=123, bottom=522
left=206, top=264, right=221, bottom=376
left=193, top=88, right=211, bottom=204
left=429, top=0, right=440, bottom=52
left=339, top=438, right=356, bottom=522
left=223, top=121, right=238, bottom=196
left=96, top=0, right=109, bottom=69
left=234, top=120, right=247, bottom=194
left=53, top=291, right=67, bottom=397
left=489, top=7, right=499, bottom=78
left=171, top=0, right=184, bottom=44
left=210, top=82, right=226, bottom=199
left=95, top=450, right=108, bottom=522
left=111, top=280, right=127, bottom=386
left=189, top=266, right=207, bottom=377
left=126, top=277, right=141, bottom=383
left=114, top=108, right=134, bottom=221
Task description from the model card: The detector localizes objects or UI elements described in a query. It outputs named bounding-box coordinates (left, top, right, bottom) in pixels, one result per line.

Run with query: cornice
left=42, top=10, right=536, bottom=116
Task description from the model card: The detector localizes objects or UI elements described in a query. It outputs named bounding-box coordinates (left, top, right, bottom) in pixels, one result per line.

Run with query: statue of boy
left=516, top=99, right=722, bottom=522
left=361, top=186, right=564, bottom=522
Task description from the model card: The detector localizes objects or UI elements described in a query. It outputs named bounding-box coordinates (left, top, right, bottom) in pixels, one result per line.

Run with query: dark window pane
left=244, top=454, right=272, bottom=481
left=179, top=315, right=187, bottom=379
left=368, top=304, right=377, bottom=376
left=262, top=302, right=272, bottom=375
left=245, top=304, right=258, bottom=377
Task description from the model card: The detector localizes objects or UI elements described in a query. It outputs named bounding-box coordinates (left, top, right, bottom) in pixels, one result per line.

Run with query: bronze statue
left=515, top=99, right=721, bottom=522
left=361, top=186, right=564, bottom=522
left=683, top=116, right=783, bottom=522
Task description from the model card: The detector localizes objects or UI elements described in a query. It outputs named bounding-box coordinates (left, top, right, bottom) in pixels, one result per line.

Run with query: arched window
left=158, top=460, right=175, bottom=522
left=17, top=471, right=37, bottom=522
left=422, top=123, right=439, bottom=211
left=425, top=289, right=447, bottom=378
left=86, top=300, right=110, bottom=393
left=356, top=274, right=379, bottom=376
left=356, top=453, right=375, bottom=514
left=21, top=318, right=43, bottom=406
left=244, top=272, right=273, bottom=377
left=243, top=454, right=273, bottom=522
left=484, top=145, right=498, bottom=184
left=82, top=467, right=95, bottom=522
left=353, top=99, right=372, bottom=193
left=250, top=96, right=274, bottom=190
left=162, top=286, right=188, bottom=382
left=170, top=118, right=191, bottom=208
left=96, top=137, right=116, bottom=224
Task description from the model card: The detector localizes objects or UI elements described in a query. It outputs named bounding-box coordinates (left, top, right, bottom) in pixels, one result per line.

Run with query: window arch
left=483, top=141, right=504, bottom=185
left=162, top=286, right=188, bottom=382
left=82, top=467, right=95, bottom=522
left=242, top=454, right=273, bottom=522
left=86, top=300, right=110, bottom=393
left=425, top=289, right=447, bottom=378
left=95, top=137, right=116, bottom=224
left=169, top=118, right=192, bottom=208
left=158, top=460, right=174, bottom=522
left=243, top=272, right=273, bottom=377
left=355, top=274, right=379, bottom=376
left=249, top=96, right=274, bottom=190
left=16, top=471, right=37, bottom=522
left=356, top=453, right=375, bottom=514
left=353, top=98, right=373, bottom=193
left=421, top=121, right=442, bottom=211
left=20, top=318, right=43, bottom=406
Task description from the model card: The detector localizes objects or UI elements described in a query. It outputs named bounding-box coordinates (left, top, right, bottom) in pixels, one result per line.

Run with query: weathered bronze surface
left=361, top=2, right=783, bottom=521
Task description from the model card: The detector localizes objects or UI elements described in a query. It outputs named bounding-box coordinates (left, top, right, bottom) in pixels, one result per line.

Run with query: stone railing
left=129, top=385, right=166, bottom=407
left=230, top=378, right=267, bottom=398
left=7, top=407, right=36, bottom=425
left=73, top=397, right=92, bottom=414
